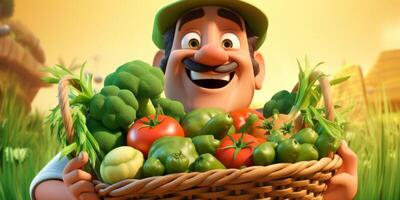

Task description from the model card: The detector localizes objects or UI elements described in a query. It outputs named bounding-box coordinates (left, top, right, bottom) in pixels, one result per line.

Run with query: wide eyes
left=221, top=33, right=240, bottom=49
left=181, top=32, right=240, bottom=49
left=181, top=32, right=201, bottom=49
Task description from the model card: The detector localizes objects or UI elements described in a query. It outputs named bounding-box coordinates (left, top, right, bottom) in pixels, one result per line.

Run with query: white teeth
left=190, top=71, right=230, bottom=81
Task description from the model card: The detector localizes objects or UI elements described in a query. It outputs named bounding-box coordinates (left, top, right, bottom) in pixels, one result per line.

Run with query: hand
left=323, top=141, right=358, bottom=200
left=63, top=152, right=99, bottom=200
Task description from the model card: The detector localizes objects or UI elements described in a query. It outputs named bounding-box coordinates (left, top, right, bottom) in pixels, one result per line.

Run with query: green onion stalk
left=43, top=64, right=104, bottom=177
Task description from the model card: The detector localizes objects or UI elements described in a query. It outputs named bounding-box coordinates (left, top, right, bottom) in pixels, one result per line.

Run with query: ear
left=254, top=51, right=265, bottom=90
left=152, top=50, right=165, bottom=67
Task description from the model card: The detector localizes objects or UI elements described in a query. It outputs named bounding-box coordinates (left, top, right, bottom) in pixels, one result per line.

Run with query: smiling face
left=157, top=6, right=265, bottom=112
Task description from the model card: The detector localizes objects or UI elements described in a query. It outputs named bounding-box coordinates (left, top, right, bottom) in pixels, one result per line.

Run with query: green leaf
left=41, top=77, right=60, bottom=84
left=330, top=76, right=351, bottom=86
left=60, top=143, right=77, bottom=157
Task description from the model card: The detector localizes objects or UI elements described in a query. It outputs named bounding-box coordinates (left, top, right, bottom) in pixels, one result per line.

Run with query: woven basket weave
left=58, top=73, right=342, bottom=200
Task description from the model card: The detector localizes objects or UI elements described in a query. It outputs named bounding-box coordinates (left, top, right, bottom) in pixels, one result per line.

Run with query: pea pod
left=192, top=135, right=220, bottom=155
left=143, top=157, right=165, bottom=177
left=193, top=153, right=226, bottom=172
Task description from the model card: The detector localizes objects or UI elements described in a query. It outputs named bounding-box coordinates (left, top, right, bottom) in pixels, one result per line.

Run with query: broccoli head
left=89, top=85, right=138, bottom=129
left=104, top=60, right=164, bottom=118
left=263, top=90, right=296, bottom=118
left=104, top=60, right=164, bottom=99
left=86, top=117, right=125, bottom=154
left=152, top=97, right=186, bottom=122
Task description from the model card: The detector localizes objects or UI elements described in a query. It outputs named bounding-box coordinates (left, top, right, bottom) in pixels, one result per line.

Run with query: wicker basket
left=58, top=73, right=342, bottom=200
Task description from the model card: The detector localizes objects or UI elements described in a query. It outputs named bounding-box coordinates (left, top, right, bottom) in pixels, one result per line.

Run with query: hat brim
left=152, top=0, right=268, bottom=50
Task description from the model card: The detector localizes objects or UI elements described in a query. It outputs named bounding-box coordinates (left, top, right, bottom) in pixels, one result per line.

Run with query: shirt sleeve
left=29, top=153, right=69, bottom=200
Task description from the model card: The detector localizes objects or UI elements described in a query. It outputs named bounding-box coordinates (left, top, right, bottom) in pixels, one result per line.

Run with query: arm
left=34, top=180, right=75, bottom=200
left=323, top=141, right=358, bottom=200
left=31, top=153, right=99, bottom=200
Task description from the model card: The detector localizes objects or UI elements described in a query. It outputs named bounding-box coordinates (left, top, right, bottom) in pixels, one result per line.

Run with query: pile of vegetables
left=45, top=58, right=348, bottom=184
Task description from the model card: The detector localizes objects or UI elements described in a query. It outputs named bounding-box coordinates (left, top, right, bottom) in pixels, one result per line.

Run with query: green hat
left=152, top=0, right=268, bottom=50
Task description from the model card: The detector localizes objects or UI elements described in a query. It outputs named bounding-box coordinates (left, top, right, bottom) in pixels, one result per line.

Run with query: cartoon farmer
left=31, top=0, right=358, bottom=199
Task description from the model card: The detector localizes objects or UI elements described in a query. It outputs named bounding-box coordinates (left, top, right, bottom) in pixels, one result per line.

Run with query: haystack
left=0, top=20, right=48, bottom=107
left=365, top=49, right=400, bottom=109
left=332, top=65, right=368, bottom=120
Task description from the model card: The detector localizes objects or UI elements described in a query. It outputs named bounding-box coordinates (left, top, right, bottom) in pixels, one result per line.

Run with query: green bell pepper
left=181, top=108, right=233, bottom=139
left=148, top=136, right=199, bottom=174
left=166, top=151, right=189, bottom=173
left=192, top=135, right=220, bottom=155
left=193, top=153, right=226, bottom=172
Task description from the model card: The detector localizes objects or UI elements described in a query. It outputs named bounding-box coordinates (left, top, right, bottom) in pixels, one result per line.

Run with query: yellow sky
left=12, top=0, right=400, bottom=112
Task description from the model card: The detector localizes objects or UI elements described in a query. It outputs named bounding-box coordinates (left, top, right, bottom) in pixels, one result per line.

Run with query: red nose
left=194, top=44, right=229, bottom=67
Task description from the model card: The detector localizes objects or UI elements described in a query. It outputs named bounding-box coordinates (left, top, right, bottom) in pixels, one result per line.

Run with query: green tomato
left=143, top=157, right=165, bottom=177
left=267, top=129, right=285, bottom=144
left=100, top=146, right=144, bottom=184
left=253, top=142, right=276, bottom=166
left=294, top=128, right=319, bottom=144
left=276, top=139, right=300, bottom=163
left=296, top=143, right=319, bottom=162
left=315, top=133, right=341, bottom=159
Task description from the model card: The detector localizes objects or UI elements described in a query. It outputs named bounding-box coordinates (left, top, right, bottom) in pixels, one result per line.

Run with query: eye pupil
left=223, top=39, right=233, bottom=48
left=189, top=39, right=199, bottom=48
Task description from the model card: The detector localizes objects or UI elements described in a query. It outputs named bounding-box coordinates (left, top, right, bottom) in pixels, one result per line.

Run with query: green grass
left=0, top=83, right=60, bottom=200
left=345, top=93, right=400, bottom=200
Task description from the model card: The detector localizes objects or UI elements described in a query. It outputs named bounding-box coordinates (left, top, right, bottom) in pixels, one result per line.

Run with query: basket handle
left=58, top=75, right=75, bottom=144
left=291, top=71, right=335, bottom=121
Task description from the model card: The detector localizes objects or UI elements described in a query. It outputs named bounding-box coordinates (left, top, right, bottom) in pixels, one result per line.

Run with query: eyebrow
left=217, top=8, right=243, bottom=30
left=178, top=8, right=205, bottom=30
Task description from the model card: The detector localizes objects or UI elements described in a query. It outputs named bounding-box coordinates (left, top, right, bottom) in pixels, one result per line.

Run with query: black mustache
left=183, top=58, right=238, bottom=73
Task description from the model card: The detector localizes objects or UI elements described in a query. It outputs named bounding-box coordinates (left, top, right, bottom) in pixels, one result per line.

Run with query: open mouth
left=185, top=68, right=235, bottom=89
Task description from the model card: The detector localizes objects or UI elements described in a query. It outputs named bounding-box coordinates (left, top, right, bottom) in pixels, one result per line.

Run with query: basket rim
left=94, top=154, right=342, bottom=197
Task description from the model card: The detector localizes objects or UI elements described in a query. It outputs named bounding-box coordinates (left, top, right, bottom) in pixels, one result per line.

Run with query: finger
left=337, top=141, right=357, bottom=176
left=69, top=180, right=95, bottom=198
left=63, top=169, right=92, bottom=185
left=64, top=152, right=89, bottom=175
left=324, top=173, right=358, bottom=200
left=79, top=192, right=100, bottom=200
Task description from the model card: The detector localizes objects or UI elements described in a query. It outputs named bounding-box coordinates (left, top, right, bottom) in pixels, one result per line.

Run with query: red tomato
left=215, top=133, right=259, bottom=168
left=230, top=108, right=264, bottom=130
left=127, top=115, right=184, bottom=157
left=248, top=119, right=269, bottom=138
left=255, top=136, right=266, bottom=144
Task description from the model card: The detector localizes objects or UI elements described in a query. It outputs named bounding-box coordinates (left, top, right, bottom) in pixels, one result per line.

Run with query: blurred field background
left=9, top=0, right=400, bottom=111
left=0, top=0, right=400, bottom=199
